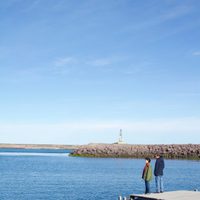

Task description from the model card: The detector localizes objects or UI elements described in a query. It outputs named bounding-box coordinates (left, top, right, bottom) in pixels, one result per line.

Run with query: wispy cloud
left=52, top=55, right=158, bottom=78
left=122, top=60, right=156, bottom=76
left=52, top=57, right=78, bottom=75
left=53, top=55, right=124, bottom=70
left=122, top=4, right=193, bottom=35
left=193, top=51, right=200, bottom=56
left=54, top=57, right=76, bottom=67
left=54, top=56, right=113, bottom=68
left=161, top=5, right=193, bottom=21
left=86, top=55, right=129, bottom=68
left=87, top=58, right=112, bottom=67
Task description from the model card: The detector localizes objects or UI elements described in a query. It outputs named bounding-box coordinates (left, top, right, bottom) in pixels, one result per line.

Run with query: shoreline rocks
left=70, top=143, right=200, bottom=159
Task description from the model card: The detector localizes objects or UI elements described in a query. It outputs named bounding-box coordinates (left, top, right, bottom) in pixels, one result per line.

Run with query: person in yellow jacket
left=142, top=157, right=153, bottom=194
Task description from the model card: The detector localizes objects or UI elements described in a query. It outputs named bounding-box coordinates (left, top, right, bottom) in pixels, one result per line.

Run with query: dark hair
left=145, top=157, right=151, bottom=163
left=155, top=152, right=164, bottom=158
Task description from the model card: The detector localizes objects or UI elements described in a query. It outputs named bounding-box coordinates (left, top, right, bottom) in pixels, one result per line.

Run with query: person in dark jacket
left=142, top=157, right=153, bottom=194
left=154, top=154, right=165, bottom=193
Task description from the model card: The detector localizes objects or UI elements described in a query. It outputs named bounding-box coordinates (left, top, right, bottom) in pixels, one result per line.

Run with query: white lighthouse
left=115, top=129, right=126, bottom=144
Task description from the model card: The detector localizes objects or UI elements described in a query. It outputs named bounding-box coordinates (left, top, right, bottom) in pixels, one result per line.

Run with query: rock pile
left=70, top=143, right=200, bottom=159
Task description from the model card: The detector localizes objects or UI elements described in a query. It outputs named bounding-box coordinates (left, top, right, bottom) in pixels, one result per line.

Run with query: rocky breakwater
left=70, top=143, right=200, bottom=159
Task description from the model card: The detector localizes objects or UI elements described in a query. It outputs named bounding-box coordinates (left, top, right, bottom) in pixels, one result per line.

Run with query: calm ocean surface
left=0, top=148, right=199, bottom=200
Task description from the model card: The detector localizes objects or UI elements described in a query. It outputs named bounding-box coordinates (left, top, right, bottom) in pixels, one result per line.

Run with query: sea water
left=0, top=148, right=199, bottom=200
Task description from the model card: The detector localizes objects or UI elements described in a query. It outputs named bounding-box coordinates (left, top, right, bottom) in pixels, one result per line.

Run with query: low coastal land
left=1, top=143, right=200, bottom=159
left=70, top=143, right=200, bottom=160
left=0, top=143, right=79, bottom=150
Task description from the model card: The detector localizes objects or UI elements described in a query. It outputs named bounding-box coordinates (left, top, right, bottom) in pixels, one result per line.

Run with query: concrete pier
left=130, top=190, right=200, bottom=200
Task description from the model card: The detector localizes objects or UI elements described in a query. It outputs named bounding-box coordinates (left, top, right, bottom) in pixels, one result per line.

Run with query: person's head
left=155, top=152, right=161, bottom=158
left=145, top=157, right=151, bottom=164
left=155, top=154, right=160, bottom=159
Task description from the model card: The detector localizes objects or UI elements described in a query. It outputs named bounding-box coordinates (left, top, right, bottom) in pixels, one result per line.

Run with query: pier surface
left=130, top=190, right=200, bottom=200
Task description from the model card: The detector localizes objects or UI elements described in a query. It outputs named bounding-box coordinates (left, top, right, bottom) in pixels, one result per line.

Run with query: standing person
left=154, top=153, right=165, bottom=193
left=142, top=157, right=153, bottom=194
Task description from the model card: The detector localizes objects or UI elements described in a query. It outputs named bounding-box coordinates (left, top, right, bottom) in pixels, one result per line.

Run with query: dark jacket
left=154, top=156, right=165, bottom=176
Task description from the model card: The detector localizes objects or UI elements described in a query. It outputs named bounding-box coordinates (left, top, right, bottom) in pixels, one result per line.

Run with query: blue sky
left=0, top=0, right=200, bottom=144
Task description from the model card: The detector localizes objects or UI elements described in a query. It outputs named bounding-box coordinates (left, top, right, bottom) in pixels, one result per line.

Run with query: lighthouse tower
left=115, top=129, right=126, bottom=144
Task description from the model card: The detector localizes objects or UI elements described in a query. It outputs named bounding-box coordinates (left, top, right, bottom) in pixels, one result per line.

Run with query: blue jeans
left=145, top=180, right=150, bottom=194
left=155, top=176, right=164, bottom=193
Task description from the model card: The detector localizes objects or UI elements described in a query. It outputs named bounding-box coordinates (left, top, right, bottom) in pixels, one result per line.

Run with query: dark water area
left=0, top=149, right=199, bottom=200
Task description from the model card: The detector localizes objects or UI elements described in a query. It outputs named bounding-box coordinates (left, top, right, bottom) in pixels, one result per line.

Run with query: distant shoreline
left=1, top=143, right=200, bottom=160
left=0, top=143, right=80, bottom=150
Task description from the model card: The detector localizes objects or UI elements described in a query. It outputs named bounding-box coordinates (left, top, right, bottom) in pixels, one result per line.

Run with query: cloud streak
left=54, top=57, right=75, bottom=67
left=193, top=51, right=200, bottom=56
left=122, top=3, right=194, bottom=36
left=161, top=5, right=193, bottom=20
left=87, top=58, right=112, bottom=67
